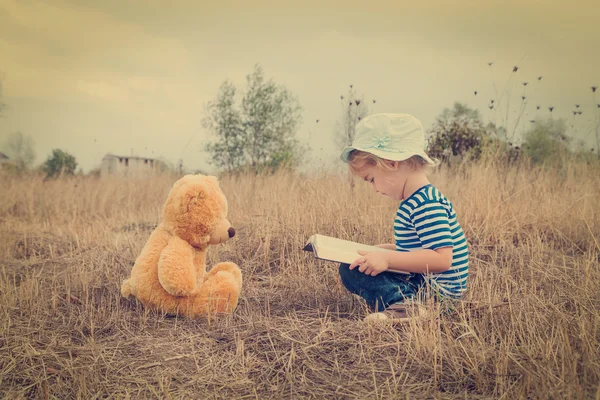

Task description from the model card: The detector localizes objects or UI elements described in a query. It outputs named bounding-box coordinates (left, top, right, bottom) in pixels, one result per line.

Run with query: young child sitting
left=339, top=113, right=469, bottom=321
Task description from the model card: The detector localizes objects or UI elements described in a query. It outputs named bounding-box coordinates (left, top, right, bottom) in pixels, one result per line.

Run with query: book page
left=316, top=245, right=376, bottom=265
left=315, top=234, right=391, bottom=258
left=310, top=234, right=409, bottom=274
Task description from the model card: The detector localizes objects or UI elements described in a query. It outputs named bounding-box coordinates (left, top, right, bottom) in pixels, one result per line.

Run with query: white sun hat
left=340, top=113, right=436, bottom=166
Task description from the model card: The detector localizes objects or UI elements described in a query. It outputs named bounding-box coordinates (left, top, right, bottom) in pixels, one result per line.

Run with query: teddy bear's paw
left=121, top=279, right=134, bottom=297
left=188, top=273, right=241, bottom=315
left=208, top=262, right=242, bottom=289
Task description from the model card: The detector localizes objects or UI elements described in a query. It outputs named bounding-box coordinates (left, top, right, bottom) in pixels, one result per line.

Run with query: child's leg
left=339, top=263, right=424, bottom=312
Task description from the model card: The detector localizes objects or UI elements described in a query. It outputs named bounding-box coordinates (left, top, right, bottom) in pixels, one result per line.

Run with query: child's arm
left=351, top=198, right=455, bottom=275
left=351, top=247, right=452, bottom=275
left=386, top=247, right=452, bottom=273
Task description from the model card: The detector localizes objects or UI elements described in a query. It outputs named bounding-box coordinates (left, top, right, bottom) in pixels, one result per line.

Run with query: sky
left=1, top=0, right=599, bottom=173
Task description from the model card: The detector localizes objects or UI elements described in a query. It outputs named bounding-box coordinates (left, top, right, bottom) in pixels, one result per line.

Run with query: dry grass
left=1, top=160, right=599, bottom=399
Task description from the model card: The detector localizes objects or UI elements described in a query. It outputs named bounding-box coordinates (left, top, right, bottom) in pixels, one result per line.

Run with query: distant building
left=100, top=153, right=159, bottom=177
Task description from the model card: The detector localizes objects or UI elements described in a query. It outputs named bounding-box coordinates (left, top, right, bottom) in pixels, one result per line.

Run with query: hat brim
left=340, top=146, right=437, bottom=166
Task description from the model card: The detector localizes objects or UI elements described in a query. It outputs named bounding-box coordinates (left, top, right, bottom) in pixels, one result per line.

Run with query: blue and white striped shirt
left=394, top=184, right=469, bottom=298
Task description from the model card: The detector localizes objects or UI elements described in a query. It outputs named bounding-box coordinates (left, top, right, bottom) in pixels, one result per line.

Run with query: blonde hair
left=347, top=150, right=432, bottom=175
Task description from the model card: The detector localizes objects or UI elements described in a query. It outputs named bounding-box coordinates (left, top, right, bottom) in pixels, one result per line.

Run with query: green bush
left=522, top=119, right=570, bottom=165
left=427, top=103, right=488, bottom=164
left=42, top=149, right=78, bottom=179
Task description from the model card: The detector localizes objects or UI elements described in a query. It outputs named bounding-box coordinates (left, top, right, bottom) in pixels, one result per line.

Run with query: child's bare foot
left=363, top=302, right=427, bottom=323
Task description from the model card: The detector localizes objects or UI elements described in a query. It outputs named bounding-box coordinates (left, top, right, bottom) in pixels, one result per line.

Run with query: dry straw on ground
left=1, top=160, right=599, bottom=399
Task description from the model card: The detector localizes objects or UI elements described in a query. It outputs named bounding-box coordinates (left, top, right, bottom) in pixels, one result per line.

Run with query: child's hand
left=349, top=250, right=389, bottom=276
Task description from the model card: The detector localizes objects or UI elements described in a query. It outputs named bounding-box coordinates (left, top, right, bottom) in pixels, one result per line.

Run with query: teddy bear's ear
left=169, top=177, right=188, bottom=196
left=202, top=175, right=219, bottom=188
left=162, top=179, right=187, bottom=216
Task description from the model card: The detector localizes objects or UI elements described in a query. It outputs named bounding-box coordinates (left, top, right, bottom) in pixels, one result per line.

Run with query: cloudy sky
left=1, top=0, right=599, bottom=173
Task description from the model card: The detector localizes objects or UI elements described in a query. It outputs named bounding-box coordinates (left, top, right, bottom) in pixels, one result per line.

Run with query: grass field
left=1, top=160, right=599, bottom=399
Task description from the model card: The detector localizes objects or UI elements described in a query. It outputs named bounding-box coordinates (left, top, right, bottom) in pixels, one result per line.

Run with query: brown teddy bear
left=121, top=174, right=242, bottom=318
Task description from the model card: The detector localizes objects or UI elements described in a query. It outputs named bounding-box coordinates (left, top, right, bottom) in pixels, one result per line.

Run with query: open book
left=302, top=234, right=409, bottom=274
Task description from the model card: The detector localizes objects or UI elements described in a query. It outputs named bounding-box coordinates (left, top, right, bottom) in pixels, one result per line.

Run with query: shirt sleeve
left=410, top=200, right=453, bottom=250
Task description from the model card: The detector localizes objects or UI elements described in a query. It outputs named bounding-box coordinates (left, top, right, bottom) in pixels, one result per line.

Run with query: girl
left=339, top=113, right=469, bottom=321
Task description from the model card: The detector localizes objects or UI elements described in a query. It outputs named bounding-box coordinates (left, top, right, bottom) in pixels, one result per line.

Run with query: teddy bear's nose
left=228, top=227, right=236, bottom=238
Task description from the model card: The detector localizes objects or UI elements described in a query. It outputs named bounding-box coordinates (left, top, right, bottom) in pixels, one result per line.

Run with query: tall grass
left=1, top=160, right=599, bottom=398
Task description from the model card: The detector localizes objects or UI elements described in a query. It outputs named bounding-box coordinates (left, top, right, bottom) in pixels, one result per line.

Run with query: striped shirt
left=394, top=184, right=469, bottom=298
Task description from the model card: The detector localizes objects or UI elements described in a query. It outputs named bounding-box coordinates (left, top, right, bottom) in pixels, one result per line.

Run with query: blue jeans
left=339, top=263, right=426, bottom=312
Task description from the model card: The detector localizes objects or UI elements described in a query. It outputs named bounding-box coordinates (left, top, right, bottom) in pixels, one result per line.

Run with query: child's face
left=357, top=162, right=408, bottom=201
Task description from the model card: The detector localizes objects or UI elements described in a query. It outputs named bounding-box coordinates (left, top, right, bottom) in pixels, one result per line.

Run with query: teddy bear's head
left=161, top=174, right=235, bottom=249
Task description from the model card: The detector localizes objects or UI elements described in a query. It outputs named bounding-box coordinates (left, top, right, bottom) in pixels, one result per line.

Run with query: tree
left=333, top=85, right=370, bottom=188
left=42, top=149, right=77, bottom=178
left=427, top=102, right=488, bottom=164
left=154, top=158, right=176, bottom=174
left=437, top=102, right=482, bottom=125
left=334, top=85, right=370, bottom=150
left=522, top=118, right=570, bottom=164
left=202, top=64, right=303, bottom=173
left=1, top=132, right=36, bottom=172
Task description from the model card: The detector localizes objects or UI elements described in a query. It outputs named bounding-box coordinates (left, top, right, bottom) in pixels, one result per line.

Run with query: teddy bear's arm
left=157, top=236, right=199, bottom=296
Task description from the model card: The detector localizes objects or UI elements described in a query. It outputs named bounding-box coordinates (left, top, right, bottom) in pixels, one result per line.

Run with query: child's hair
left=347, top=150, right=433, bottom=174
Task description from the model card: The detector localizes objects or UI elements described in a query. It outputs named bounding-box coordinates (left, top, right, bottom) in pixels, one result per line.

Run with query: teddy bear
left=121, top=174, right=242, bottom=318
